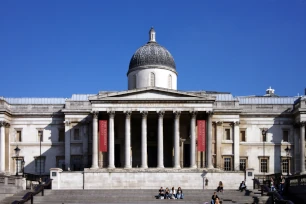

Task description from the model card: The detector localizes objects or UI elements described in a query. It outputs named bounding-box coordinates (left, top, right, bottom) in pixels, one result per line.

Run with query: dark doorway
left=148, top=146, right=157, bottom=167
left=115, top=144, right=121, bottom=167
left=184, top=144, right=190, bottom=167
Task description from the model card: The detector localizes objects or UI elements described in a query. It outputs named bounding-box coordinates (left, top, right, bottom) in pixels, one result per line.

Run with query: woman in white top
left=170, top=186, right=177, bottom=199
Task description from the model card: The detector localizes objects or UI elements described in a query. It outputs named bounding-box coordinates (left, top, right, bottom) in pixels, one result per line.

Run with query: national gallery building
left=0, top=28, right=305, bottom=189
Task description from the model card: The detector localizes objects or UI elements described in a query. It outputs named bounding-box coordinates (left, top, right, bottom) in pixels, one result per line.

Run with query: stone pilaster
left=157, top=110, right=165, bottom=168
left=174, top=111, right=181, bottom=169
left=64, top=120, right=71, bottom=170
left=141, top=111, right=148, bottom=169
left=108, top=111, right=115, bottom=169
left=190, top=111, right=197, bottom=168
left=300, top=122, right=305, bottom=174
left=233, top=121, right=240, bottom=171
left=124, top=111, right=132, bottom=169
left=91, top=112, right=99, bottom=169
left=0, top=121, right=6, bottom=173
left=215, top=121, right=223, bottom=168
left=207, top=111, right=213, bottom=169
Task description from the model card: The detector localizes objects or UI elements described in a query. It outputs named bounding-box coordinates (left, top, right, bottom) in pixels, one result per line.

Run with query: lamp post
left=262, top=129, right=267, bottom=184
left=285, top=145, right=291, bottom=177
left=14, top=146, right=21, bottom=176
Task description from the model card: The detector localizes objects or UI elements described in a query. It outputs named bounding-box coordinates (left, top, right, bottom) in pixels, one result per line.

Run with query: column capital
left=124, top=111, right=132, bottom=119
left=64, top=120, right=71, bottom=126
left=107, top=111, right=115, bottom=118
left=158, top=110, right=165, bottom=118
left=207, top=111, right=213, bottom=116
left=92, top=111, right=99, bottom=119
left=213, top=121, right=223, bottom=126
left=189, top=111, right=197, bottom=118
left=141, top=111, right=148, bottom=118
left=0, top=121, right=7, bottom=127
left=173, top=111, right=181, bottom=118
left=233, top=121, right=240, bottom=126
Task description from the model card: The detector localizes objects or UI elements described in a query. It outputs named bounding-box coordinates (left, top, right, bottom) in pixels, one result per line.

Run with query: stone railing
left=0, top=175, right=26, bottom=190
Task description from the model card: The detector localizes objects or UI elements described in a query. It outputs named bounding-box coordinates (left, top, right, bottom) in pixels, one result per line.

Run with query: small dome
left=128, top=42, right=176, bottom=70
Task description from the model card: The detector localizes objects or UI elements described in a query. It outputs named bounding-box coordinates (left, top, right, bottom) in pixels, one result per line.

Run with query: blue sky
left=0, top=0, right=305, bottom=98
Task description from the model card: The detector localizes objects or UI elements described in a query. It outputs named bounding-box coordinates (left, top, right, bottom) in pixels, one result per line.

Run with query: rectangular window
left=240, top=130, right=246, bottom=142
left=283, top=130, right=289, bottom=142
left=38, top=130, right=43, bottom=142
left=281, top=158, right=289, bottom=174
left=35, top=157, right=45, bottom=173
left=260, top=158, right=268, bottom=173
left=240, top=158, right=247, bottom=171
left=56, top=156, right=65, bottom=170
left=16, top=130, right=22, bottom=142
left=224, top=129, right=230, bottom=140
left=58, top=129, right=65, bottom=142
left=74, top=129, right=80, bottom=140
left=224, top=157, right=232, bottom=171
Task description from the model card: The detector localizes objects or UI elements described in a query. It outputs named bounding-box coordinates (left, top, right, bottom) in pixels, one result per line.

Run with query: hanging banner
left=99, top=120, right=108, bottom=152
left=197, top=120, right=206, bottom=152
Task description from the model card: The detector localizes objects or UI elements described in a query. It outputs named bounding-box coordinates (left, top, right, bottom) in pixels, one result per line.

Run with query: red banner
left=99, top=120, right=108, bottom=152
left=197, top=120, right=206, bottom=152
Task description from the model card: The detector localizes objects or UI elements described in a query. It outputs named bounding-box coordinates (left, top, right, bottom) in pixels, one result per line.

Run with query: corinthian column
left=157, top=111, right=165, bottom=168
left=64, top=120, right=71, bottom=170
left=190, top=111, right=197, bottom=168
left=174, top=111, right=181, bottom=169
left=91, top=112, right=99, bottom=169
left=141, top=111, right=148, bottom=168
left=108, top=111, right=115, bottom=169
left=0, top=121, right=6, bottom=173
left=207, top=111, right=214, bottom=169
left=124, top=111, right=132, bottom=169
left=300, top=122, right=305, bottom=174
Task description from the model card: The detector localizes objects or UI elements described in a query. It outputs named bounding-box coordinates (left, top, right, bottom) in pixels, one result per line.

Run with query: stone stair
left=0, top=189, right=270, bottom=204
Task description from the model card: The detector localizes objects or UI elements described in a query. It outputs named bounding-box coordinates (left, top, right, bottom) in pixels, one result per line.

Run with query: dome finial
left=149, top=27, right=156, bottom=42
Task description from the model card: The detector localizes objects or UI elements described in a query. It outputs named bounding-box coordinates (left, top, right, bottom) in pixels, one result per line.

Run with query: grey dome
left=128, top=41, right=176, bottom=70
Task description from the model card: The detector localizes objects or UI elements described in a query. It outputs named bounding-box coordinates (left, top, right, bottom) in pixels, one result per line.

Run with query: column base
left=108, top=166, right=115, bottom=169
left=207, top=165, right=214, bottom=169
left=124, top=166, right=132, bottom=169
left=300, top=171, right=306, bottom=175
left=90, top=165, right=99, bottom=170
left=190, top=165, right=197, bottom=169
left=173, top=165, right=181, bottom=169
left=157, top=166, right=164, bottom=169
left=140, top=166, right=148, bottom=169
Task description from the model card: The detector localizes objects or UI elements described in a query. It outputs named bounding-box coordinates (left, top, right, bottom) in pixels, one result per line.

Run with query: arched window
left=133, top=75, right=137, bottom=89
left=150, top=72, right=155, bottom=87
left=168, top=75, right=172, bottom=89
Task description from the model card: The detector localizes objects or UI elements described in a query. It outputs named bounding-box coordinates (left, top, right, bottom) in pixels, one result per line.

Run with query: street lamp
left=14, top=146, right=21, bottom=176
left=285, top=145, right=291, bottom=176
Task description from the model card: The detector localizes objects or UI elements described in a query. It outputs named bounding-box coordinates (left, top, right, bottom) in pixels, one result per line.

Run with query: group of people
left=158, top=186, right=184, bottom=199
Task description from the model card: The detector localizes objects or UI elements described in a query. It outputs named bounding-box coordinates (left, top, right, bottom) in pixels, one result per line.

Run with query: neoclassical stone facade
left=0, top=29, right=306, bottom=188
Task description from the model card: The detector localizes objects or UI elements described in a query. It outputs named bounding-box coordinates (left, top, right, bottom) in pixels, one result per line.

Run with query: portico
left=88, top=87, right=215, bottom=170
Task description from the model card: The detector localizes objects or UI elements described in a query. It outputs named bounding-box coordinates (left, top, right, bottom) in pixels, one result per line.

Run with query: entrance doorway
left=183, top=144, right=190, bottom=167
left=148, top=146, right=157, bottom=167
left=115, top=144, right=121, bottom=167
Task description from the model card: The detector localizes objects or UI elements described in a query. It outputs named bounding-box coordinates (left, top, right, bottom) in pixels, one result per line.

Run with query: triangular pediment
left=89, top=87, right=215, bottom=101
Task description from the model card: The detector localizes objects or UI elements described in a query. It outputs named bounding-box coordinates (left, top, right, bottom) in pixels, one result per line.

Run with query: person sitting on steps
left=239, top=180, right=247, bottom=192
left=165, top=187, right=170, bottom=199
left=211, top=192, right=219, bottom=204
left=158, top=187, right=165, bottom=199
left=217, top=181, right=223, bottom=193
left=176, top=187, right=184, bottom=199
left=170, top=186, right=176, bottom=199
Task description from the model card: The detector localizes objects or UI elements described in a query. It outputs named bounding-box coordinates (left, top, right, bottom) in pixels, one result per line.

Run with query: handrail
left=253, top=178, right=294, bottom=204
left=11, top=179, right=52, bottom=204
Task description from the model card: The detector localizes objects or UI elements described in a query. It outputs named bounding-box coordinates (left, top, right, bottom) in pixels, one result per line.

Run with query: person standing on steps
left=211, top=192, right=219, bottom=204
